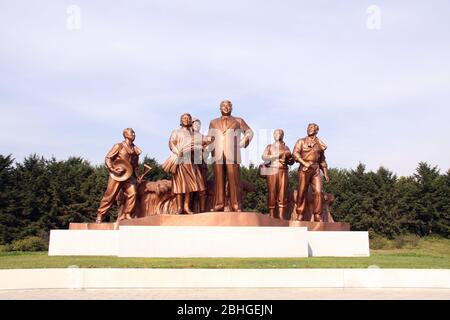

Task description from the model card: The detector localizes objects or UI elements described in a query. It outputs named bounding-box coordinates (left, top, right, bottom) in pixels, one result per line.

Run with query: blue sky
left=0, top=0, right=449, bottom=176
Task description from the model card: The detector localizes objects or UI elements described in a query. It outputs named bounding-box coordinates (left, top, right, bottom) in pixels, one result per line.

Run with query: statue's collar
left=122, top=141, right=140, bottom=155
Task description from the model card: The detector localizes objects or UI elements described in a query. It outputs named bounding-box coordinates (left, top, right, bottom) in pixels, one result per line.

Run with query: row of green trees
left=0, top=154, right=448, bottom=245
left=321, top=164, right=449, bottom=238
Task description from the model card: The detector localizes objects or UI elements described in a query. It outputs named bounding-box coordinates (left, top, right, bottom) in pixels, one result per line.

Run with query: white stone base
left=48, top=227, right=369, bottom=258
left=1, top=269, right=449, bottom=290
left=48, top=230, right=117, bottom=256
left=118, top=226, right=308, bottom=258
left=307, top=231, right=370, bottom=257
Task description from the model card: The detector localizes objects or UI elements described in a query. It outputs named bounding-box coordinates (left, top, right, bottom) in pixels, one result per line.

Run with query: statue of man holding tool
left=96, top=128, right=150, bottom=223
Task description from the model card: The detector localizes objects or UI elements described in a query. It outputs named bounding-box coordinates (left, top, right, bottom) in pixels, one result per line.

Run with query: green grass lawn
left=0, top=237, right=449, bottom=269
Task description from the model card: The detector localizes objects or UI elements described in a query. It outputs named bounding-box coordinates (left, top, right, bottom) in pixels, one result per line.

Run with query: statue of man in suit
left=207, top=100, right=254, bottom=212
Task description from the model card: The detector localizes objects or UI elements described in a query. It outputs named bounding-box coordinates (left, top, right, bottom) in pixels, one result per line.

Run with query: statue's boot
left=184, top=193, right=194, bottom=215
left=296, top=212, right=303, bottom=221
left=95, top=214, right=103, bottom=224
left=314, top=214, right=322, bottom=222
left=176, top=194, right=184, bottom=215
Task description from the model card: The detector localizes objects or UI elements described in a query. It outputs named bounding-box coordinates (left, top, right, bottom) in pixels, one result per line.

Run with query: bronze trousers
left=97, top=177, right=137, bottom=216
left=213, top=163, right=241, bottom=211
left=266, top=168, right=289, bottom=210
left=296, top=166, right=322, bottom=216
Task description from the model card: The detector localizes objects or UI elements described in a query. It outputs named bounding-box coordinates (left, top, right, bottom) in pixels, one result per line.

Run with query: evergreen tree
left=411, top=162, right=444, bottom=235
left=367, top=167, right=400, bottom=237
left=12, top=154, right=51, bottom=240
left=241, top=163, right=267, bottom=212
left=395, top=175, right=422, bottom=235
left=0, top=155, right=17, bottom=244
left=45, top=157, right=106, bottom=228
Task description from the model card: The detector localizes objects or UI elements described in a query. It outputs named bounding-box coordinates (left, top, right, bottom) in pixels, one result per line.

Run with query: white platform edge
left=0, top=269, right=449, bottom=290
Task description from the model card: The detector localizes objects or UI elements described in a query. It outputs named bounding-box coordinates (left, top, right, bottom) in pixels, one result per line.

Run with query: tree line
left=0, top=153, right=448, bottom=245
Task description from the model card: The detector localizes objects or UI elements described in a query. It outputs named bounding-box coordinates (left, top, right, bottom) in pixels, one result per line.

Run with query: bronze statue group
left=95, top=100, right=329, bottom=224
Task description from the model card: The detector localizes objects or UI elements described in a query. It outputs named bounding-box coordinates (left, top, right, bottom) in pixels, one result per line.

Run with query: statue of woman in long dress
left=168, top=113, right=206, bottom=214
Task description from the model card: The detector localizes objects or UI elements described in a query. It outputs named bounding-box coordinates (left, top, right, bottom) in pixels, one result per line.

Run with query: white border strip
left=0, top=269, right=449, bottom=290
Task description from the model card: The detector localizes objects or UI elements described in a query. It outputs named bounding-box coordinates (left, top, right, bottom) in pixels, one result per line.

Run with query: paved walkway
left=0, top=288, right=449, bottom=300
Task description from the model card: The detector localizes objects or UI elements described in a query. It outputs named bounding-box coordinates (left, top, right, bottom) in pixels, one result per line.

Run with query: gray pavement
left=0, top=288, right=449, bottom=300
